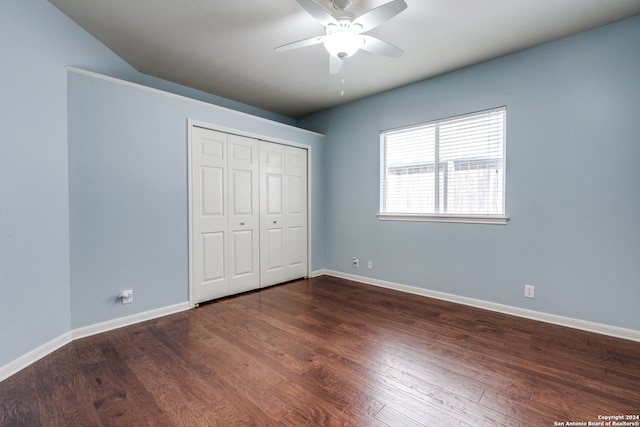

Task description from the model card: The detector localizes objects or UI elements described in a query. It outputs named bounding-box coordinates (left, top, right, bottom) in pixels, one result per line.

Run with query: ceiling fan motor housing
left=332, top=0, right=353, bottom=11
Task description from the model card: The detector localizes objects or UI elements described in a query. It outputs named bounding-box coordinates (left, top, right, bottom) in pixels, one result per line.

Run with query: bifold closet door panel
left=259, top=142, right=286, bottom=287
left=191, top=127, right=229, bottom=303
left=284, top=145, right=308, bottom=281
left=259, top=142, right=308, bottom=287
left=227, top=134, right=260, bottom=295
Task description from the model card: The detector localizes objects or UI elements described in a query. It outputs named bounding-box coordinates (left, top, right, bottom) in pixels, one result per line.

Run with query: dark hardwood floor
left=1, top=276, right=639, bottom=426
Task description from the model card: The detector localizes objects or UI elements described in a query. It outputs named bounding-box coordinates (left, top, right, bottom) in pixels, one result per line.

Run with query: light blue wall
left=68, top=71, right=325, bottom=328
left=298, top=16, right=640, bottom=331
left=0, top=0, right=138, bottom=368
left=0, top=0, right=308, bottom=369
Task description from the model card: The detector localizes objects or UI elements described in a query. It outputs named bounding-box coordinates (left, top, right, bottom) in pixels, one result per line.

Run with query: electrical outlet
left=367, top=260, right=373, bottom=270
left=120, top=290, right=133, bottom=304
left=352, top=257, right=359, bottom=268
left=524, top=284, right=535, bottom=299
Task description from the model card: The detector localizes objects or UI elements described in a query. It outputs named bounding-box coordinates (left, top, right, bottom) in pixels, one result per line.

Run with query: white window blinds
left=380, top=107, right=506, bottom=223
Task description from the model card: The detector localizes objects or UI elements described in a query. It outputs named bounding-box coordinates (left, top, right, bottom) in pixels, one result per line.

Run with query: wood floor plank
left=374, top=405, right=431, bottom=427
left=124, top=341, right=258, bottom=426
left=73, top=336, right=174, bottom=426
left=155, top=331, right=288, bottom=425
left=32, top=345, right=105, bottom=427
left=1, top=276, right=638, bottom=426
left=0, top=368, right=42, bottom=427
left=205, top=307, right=315, bottom=377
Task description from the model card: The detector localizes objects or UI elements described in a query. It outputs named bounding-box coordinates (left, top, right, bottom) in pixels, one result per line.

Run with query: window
left=379, top=107, right=507, bottom=224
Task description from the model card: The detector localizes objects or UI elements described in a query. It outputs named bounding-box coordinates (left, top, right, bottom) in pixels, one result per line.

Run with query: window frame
left=378, top=107, right=509, bottom=225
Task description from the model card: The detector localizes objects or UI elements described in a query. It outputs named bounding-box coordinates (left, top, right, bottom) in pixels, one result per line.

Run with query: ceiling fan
left=275, top=0, right=408, bottom=75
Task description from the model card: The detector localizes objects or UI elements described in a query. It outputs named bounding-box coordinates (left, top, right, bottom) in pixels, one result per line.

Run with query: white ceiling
left=49, top=0, right=640, bottom=118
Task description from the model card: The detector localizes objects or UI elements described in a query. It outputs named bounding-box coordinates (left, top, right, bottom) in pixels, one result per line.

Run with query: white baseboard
left=72, top=301, right=190, bottom=340
left=323, top=270, right=640, bottom=343
left=0, top=332, right=72, bottom=383
left=0, top=301, right=190, bottom=383
left=309, top=269, right=330, bottom=278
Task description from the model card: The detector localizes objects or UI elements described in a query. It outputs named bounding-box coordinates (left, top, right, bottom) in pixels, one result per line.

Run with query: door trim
left=187, top=119, right=313, bottom=308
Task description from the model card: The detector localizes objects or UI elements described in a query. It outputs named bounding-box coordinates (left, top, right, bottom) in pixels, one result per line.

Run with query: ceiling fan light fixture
left=323, top=32, right=364, bottom=59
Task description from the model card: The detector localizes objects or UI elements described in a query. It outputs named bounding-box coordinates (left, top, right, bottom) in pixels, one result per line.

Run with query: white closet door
left=260, top=142, right=308, bottom=287
left=284, top=145, right=308, bottom=281
left=260, top=142, right=286, bottom=286
left=191, top=127, right=229, bottom=303
left=191, top=126, right=309, bottom=304
left=227, top=134, right=260, bottom=294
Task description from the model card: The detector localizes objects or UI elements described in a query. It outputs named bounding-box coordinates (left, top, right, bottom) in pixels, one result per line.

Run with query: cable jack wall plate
left=119, top=290, right=133, bottom=304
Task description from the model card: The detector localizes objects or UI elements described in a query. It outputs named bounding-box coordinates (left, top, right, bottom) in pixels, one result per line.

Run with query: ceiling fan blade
left=296, top=0, right=338, bottom=27
left=275, top=36, right=325, bottom=52
left=329, top=55, right=343, bottom=75
left=361, top=35, right=404, bottom=57
left=352, top=0, right=407, bottom=32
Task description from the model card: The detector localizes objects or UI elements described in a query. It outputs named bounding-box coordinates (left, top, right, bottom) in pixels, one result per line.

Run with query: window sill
left=377, top=214, right=509, bottom=225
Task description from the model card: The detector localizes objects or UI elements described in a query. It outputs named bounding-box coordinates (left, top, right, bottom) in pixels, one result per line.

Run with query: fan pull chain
left=340, top=62, right=345, bottom=97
